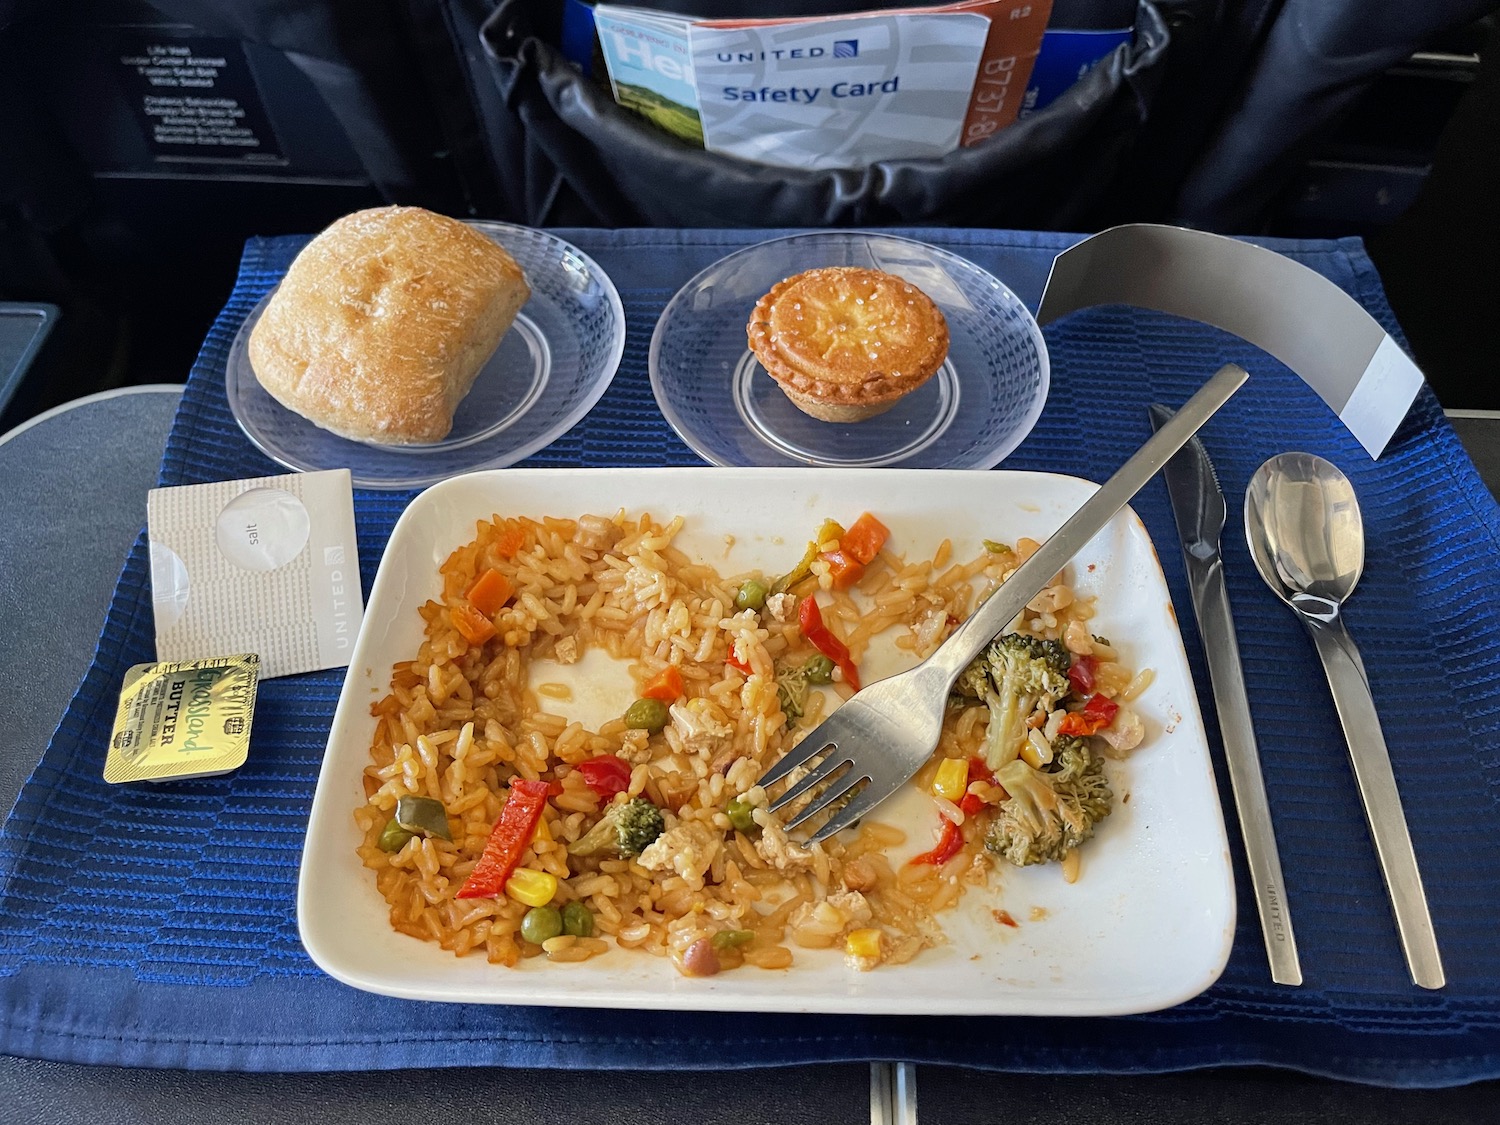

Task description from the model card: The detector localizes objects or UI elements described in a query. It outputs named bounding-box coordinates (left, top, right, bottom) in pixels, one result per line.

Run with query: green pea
left=378, top=818, right=414, bottom=852
left=735, top=578, right=769, bottom=611
left=726, top=797, right=757, bottom=835
left=623, top=696, right=669, bottom=733
left=803, top=654, right=835, bottom=684
left=520, top=905, right=564, bottom=945
left=711, top=928, right=755, bottom=951
left=562, top=901, right=595, bottom=938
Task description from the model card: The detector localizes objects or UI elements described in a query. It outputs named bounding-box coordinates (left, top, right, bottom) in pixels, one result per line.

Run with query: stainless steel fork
left=759, top=363, right=1250, bottom=841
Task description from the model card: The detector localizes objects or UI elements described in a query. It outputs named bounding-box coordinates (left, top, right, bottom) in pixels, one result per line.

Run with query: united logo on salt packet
left=104, top=654, right=260, bottom=784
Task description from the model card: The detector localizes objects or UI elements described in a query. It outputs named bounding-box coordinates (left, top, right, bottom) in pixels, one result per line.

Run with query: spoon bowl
left=1243, top=452, right=1444, bottom=990
left=1244, top=452, right=1365, bottom=617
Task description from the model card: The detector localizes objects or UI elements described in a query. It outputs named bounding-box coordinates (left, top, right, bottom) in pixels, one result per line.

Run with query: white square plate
left=299, top=468, right=1235, bottom=1015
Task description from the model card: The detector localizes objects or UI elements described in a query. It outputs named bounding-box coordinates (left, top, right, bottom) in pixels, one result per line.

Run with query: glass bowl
left=227, top=223, right=626, bottom=490
left=649, top=231, right=1048, bottom=468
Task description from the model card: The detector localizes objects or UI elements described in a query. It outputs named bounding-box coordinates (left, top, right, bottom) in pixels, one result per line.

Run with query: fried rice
left=354, top=510, right=1145, bottom=974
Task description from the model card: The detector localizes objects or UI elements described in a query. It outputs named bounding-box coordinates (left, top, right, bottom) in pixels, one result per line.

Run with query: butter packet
left=105, top=654, right=260, bottom=784
left=148, top=468, right=363, bottom=679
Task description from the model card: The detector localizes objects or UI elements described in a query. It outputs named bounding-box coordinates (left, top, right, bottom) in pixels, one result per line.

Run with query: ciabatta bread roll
left=248, top=206, right=530, bottom=445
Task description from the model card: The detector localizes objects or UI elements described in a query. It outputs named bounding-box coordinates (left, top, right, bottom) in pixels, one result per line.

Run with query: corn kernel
left=845, top=928, right=883, bottom=960
left=531, top=817, right=552, bottom=844
left=1020, top=730, right=1053, bottom=770
left=931, top=757, right=969, bottom=802
left=504, top=868, right=558, bottom=907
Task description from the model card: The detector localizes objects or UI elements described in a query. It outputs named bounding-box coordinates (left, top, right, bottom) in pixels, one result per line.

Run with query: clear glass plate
left=226, top=223, right=626, bottom=490
left=649, top=232, right=1049, bottom=468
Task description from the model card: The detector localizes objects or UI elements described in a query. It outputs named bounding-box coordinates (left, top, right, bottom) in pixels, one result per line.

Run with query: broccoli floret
left=951, top=633, right=1072, bottom=772
left=568, top=797, right=665, bottom=858
left=984, top=736, right=1112, bottom=867
left=952, top=656, right=993, bottom=703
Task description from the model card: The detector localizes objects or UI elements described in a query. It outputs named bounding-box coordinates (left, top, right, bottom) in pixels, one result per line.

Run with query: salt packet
left=147, top=468, right=364, bottom=679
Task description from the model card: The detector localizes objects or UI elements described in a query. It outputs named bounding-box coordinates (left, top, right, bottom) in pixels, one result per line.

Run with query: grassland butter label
left=105, top=654, right=260, bottom=784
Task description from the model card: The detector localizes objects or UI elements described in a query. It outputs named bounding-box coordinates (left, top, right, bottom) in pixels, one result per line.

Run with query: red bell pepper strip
left=725, top=644, right=752, bottom=674
left=577, top=754, right=632, bottom=797
left=797, top=596, right=861, bottom=691
left=959, top=756, right=996, bottom=815
left=1086, top=693, right=1121, bottom=725
left=910, top=819, right=963, bottom=866
left=1067, top=654, right=1098, bottom=695
left=1056, top=693, right=1120, bottom=737
left=455, top=778, right=551, bottom=899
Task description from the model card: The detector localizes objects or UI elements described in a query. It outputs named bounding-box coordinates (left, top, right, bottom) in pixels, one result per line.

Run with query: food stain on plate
left=529, top=647, right=636, bottom=733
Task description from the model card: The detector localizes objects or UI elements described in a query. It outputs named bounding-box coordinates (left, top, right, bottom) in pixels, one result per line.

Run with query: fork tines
left=760, top=725, right=890, bottom=842
left=768, top=752, right=870, bottom=833
left=757, top=733, right=828, bottom=790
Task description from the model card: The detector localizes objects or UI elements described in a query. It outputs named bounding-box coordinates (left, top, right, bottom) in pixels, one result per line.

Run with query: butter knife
left=1149, top=404, right=1302, bottom=986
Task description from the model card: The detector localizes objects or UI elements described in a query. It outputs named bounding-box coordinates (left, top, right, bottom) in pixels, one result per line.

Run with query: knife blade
left=1149, top=403, right=1302, bottom=986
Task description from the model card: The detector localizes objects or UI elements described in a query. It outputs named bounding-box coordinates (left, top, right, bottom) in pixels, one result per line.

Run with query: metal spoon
left=1244, top=452, right=1444, bottom=989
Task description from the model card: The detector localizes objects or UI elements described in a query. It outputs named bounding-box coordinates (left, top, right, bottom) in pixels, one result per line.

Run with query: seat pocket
left=477, top=0, right=1170, bottom=228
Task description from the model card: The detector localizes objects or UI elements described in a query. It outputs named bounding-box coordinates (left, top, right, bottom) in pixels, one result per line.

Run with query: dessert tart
left=746, top=266, right=949, bottom=423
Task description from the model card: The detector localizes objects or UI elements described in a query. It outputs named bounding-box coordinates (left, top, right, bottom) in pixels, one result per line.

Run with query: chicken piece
left=751, top=808, right=818, bottom=872
left=825, top=889, right=873, bottom=927
left=764, top=592, right=797, bottom=623
left=637, top=820, right=721, bottom=889
left=1028, top=585, right=1074, bottom=615
left=669, top=697, right=735, bottom=757
left=617, top=728, right=652, bottom=765
left=1063, top=619, right=1094, bottom=655
left=787, top=891, right=872, bottom=950
left=841, top=856, right=878, bottom=893
left=574, top=514, right=620, bottom=552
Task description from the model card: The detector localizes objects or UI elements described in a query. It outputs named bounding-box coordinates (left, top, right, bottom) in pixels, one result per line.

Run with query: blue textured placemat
left=3, top=228, right=1498, bottom=1084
